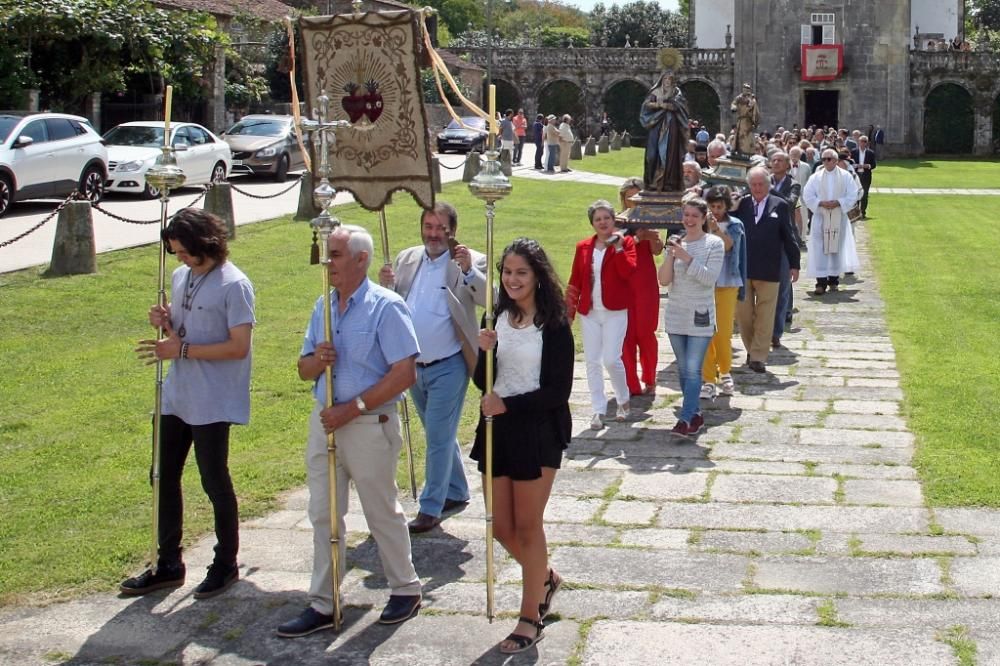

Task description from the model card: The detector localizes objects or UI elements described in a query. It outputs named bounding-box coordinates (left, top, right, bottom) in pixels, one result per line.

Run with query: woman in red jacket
left=567, top=199, right=637, bottom=430
left=618, top=177, right=664, bottom=397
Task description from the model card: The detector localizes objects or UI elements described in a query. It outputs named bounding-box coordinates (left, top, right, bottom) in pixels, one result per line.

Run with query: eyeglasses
left=822, top=157, right=836, bottom=162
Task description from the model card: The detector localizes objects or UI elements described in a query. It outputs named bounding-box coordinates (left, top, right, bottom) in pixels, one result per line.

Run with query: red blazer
left=567, top=234, right=637, bottom=318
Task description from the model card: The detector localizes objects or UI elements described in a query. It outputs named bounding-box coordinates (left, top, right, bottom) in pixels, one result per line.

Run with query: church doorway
left=804, top=90, right=839, bottom=129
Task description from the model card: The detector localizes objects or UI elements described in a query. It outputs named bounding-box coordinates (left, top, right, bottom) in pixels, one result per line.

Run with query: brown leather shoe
left=407, top=512, right=441, bottom=533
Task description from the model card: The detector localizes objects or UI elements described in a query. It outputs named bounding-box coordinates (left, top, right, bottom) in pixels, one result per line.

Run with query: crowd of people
left=118, top=117, right=877, bottom=654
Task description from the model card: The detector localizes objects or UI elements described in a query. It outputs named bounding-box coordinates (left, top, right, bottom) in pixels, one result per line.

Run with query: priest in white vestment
left=802, top=149, right=861, bottom=295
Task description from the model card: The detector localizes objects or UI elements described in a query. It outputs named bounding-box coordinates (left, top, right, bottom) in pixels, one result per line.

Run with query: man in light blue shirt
left=278, top=225, right=422, bottom=638
left=380, top=202, right=486, bottom=533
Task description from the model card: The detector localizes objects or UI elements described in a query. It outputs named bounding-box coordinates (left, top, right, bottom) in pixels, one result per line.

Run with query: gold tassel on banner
left=310, top=229, right=320, bottom=265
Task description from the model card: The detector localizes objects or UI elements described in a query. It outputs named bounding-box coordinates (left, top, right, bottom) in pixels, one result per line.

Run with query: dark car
left=436, top=116, right=488, bottom=154
left=222, top=114, right=305, bottom=182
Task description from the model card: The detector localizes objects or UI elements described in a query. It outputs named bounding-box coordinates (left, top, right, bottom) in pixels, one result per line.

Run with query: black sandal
left=498, top=616, right=545, bottom=654
left=538, top=568, right=562, bottom=620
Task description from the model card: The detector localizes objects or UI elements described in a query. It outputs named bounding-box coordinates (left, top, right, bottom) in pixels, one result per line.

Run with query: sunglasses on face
left=823, top=157, right=836, bottom=162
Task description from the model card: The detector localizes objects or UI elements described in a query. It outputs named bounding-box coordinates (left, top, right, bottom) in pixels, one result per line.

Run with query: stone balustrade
left=451, top=47, right=735, bottom=75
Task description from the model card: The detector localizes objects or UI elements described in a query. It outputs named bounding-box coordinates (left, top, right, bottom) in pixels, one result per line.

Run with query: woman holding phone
left=658, top=197, right=724, bottom=437
left=471, top=238, right=573, bottom=654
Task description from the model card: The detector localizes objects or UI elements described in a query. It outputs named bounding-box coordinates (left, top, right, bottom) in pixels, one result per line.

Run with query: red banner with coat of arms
left=801, top=45, right=844, bottom=81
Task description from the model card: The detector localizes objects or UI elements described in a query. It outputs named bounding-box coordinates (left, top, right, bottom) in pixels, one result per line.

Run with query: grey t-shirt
left=163, top=261, right=256, bottom=425
left=500, top=118, right=515, bottom=142
left=663, top=234, right=725, bottom=337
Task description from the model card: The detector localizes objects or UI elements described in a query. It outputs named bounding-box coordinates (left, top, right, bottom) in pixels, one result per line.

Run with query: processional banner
left=299, top=10, right=434, bottom=211
left=801, top=45, right=844, bottom=82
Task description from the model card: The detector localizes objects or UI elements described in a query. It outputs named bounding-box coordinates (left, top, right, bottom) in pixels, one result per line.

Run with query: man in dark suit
left=851, top=136, right=877, bottom=219
left=768, top=151, right=801, bottom=349
left=872, top=125, right=885, bottom=161
left=735, top=167, right=801, bottom=373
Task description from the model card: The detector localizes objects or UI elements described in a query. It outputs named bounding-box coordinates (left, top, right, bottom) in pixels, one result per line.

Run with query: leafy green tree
left=588, top=1, right=686, bottom=48
left=539, top=26, right=589, bottom=48
left=424, top=0, right=485, bottom=37
left=0, top=0, right=225, bottom=112
left=968, top=0, right=1000, bottom=49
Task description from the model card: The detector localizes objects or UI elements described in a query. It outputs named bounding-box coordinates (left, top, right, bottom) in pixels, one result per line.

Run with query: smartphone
left=447, top=235, right=459, bottom=259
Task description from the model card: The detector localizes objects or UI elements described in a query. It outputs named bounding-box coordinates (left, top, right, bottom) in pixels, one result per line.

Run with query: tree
left=423, top=0, right=485, bottom=37
left=588, top=1, right=686, bottom=48
left=0, top=0, right=227, bottom=112
left=968, top=0, right=1000, bottom=50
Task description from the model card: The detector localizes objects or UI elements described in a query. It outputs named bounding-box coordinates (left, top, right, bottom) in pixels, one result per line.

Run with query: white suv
left=0, top=113, right=108, bottom=218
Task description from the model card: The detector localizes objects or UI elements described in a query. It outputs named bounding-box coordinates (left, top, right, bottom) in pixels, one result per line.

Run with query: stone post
left=973, top=101, right=993, bottom=156
left=204, top=183, right=236, bottom=239
left=622, top=130, right=631, bottom=147
left=500, top=148, right=512, bottom=176
left=598, top=135, right=610, bottom=153
left=86, top=93, right=102, bottom=132
left=295, top=172, right=321, bottom=221
left=431, top=156, right=442, bottom=193
left=570, top=139, right=583, bottom=160
left=462, top=151, right=482, bottom=182
left=26, top=89, right=40, bottom=112
left=48, top=201, right=96, bottom=276
left=584, top=136, right=596, bottom=156
left=611, top=133, right=622, bottom=150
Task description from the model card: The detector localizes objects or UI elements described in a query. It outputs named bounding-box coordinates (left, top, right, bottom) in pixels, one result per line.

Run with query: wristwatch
left=354, top=396, right=367, bottom=413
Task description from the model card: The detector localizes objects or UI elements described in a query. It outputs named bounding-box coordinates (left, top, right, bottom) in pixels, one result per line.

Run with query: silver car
left=222, top=115, right=306, bottom=182
left=0, top=113, right=107, bottom=217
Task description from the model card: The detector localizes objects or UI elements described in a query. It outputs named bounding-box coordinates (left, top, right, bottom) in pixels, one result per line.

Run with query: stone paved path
left=3, top=178, right=1000, bottom=665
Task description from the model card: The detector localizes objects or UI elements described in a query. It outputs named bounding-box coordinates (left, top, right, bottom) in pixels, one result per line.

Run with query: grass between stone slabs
left=866, top=194, right=1000, bottom=507
left=0, top=178, right=616, bottom=604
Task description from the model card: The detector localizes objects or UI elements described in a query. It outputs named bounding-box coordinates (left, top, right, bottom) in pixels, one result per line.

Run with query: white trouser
left=580, top=308, right=630, bottom=414
left=306, top=404, right=420, bottom=615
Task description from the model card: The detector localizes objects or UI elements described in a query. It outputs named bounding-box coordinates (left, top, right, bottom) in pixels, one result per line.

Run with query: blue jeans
left=773, top=253, right=792, bottom=341
left=668, top=333, right=712, bottom=423
left=546, top=144, right=559, bottom=172
left=410, top=352, right=470, bottom=517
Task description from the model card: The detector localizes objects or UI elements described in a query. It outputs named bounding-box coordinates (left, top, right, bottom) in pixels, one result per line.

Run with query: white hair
left=683, top=160, right=702, bottom=175
left=746, top=166, right=770, bottom=184
left=334, top=224, right=374, bottom=270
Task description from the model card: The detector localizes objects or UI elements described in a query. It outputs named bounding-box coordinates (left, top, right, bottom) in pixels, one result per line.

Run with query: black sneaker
left=193, top=563, right=239, bottom=599
left=277, top=606, right=337, bottom=638
left=119, top=563, right=185, bottom=596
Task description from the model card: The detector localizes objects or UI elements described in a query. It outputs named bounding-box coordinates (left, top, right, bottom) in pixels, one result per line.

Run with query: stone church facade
left=450, top=0, right=1000, bottom=155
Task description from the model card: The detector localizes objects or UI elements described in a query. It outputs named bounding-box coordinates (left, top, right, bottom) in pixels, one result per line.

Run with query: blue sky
left=563, top=0, right=680, bottom=14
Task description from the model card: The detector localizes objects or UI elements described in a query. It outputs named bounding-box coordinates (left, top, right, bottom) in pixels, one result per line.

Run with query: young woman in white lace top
left=471, top=238, right=573, bottom=654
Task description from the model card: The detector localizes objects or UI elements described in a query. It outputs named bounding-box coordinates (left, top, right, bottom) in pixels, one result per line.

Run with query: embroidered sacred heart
left=364, top=78, right=384, bottom=122
left=341, top=82, right=366, bottom=123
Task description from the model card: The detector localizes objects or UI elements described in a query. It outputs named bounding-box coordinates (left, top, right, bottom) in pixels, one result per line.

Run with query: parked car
left=222, top=114, right=305, bottom=182
left=0, top=112, right=107, bottom=218
left=436, top=116, right=488, bottom=154
left=103, top=121, right=231, bottom=199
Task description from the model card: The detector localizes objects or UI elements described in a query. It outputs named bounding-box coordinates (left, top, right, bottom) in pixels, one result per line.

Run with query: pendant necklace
left=177, top=263, right=217, bottom=339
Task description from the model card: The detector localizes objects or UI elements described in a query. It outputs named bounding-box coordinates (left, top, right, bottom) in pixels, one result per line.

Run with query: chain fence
left=227, top=175, right=303, bottom=200
left=0, top=191, right=81, bottom=249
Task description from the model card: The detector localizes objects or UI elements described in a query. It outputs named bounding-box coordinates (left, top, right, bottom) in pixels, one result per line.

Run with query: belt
left=416, top=351, right=461, bottom=369
left=353, top=413, right=389, bottom=424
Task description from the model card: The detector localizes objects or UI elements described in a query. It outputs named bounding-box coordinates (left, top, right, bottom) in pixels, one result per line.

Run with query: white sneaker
left=616, top=403, right=630, bottom=422
left=719, top=374, right=735, bottom=396
left=590, top=413, right=604, bottom=430
left=700, top=382, right=718, bottom=400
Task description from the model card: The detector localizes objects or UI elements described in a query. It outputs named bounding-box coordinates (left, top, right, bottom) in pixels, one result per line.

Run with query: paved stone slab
left=581, top=622, right=956, bottom=665
left=835, top=598, right=1000, bottom=631
left=844, top=479, right=925, bottom=506
left=617, top=528, right=690, bottom=549
left=802, top=386, right=904, bottom=401
left=813, top=463, right=918, bottom=480
left=754, top=556, right=943, bottom=595
left=544, top=496, right=604, bottom=523
left=713, top=460, right=809, bottom=476
left=763, top=398, right=828, bottom=412
left=935, top=508, right=1000, bottom=537
left=550, top=468, right=621, bottom=497
left=799, top=428, right=914, bottom=448
left=618, top=470, right=707, bottom=500
left=735, top=424, right=800, bottom=444
left=833, top=399, right=900, bottom=415
left=650, top=593, right=820, bottom=624
left=659, top=503, right=929, bottom=533
left=603, top=500, right=659, bottom=526
left=846, top=377, right=900, bottom=388
left=857, top=534, right=976, bottom=556
left=949, top=557, right=1000, bottom=597
left=711, top=474, right=837, bottom=504
left=696, top=529, right=814, bottom=555
left=711, top=441, right=913, bottom=465
left=824, top=413, right=909, bottom=430
left=550, top=546, right=748, bottom=592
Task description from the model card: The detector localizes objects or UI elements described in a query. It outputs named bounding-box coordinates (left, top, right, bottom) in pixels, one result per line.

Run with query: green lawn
left=0, top=178, right=616, bottom=605
left=872, top=156, right=1000, bottom=189
left=866, top=195, right=1000, bottom=507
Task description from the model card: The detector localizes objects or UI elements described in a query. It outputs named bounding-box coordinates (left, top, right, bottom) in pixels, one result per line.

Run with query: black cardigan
left=473, top=317, right=574, bottom=445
